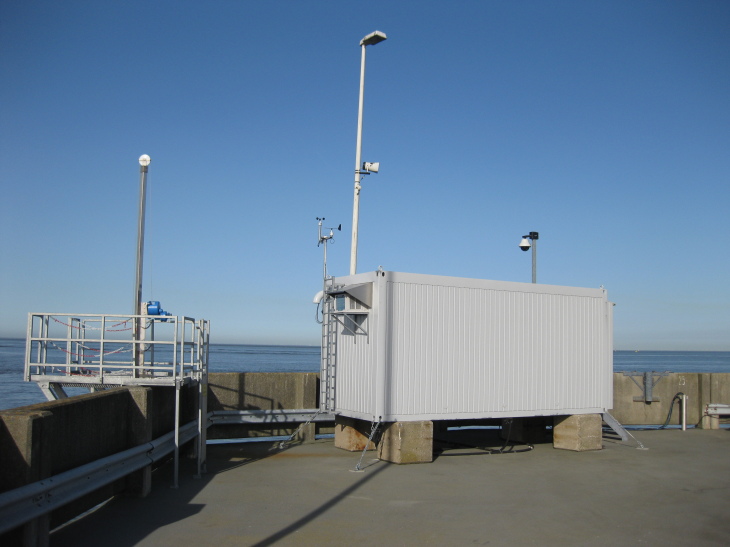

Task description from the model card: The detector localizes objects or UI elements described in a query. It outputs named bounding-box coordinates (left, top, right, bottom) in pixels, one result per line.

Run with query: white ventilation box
left=320, top=271, right=613, bottom=422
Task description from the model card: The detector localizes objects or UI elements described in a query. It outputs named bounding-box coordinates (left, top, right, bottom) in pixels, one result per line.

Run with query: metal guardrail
left=209, top=409, right=335, bottom=425
left=0, top=409, right=334, bottom=535
left=706, top=403, right=730, bottom=416
left=0, top=421, right=198, bottom=535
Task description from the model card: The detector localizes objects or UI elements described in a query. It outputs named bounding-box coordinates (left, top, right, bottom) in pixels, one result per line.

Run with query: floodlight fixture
left=362, top=162, right=380, bottom=173
left=360, top=31, right=387, bottom=47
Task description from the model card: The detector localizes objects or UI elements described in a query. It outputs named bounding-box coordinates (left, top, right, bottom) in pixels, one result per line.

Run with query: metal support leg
left=173, top=379, right=180, bottom=489
left=38, top=382, right=68, bottom=401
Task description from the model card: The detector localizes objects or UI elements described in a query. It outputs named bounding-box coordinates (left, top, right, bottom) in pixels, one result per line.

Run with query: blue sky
left=1, top=1, right=728, bottom=349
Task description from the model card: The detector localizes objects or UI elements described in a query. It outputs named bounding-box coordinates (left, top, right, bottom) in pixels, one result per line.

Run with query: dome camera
left=519, top=237, right=531, bottom=251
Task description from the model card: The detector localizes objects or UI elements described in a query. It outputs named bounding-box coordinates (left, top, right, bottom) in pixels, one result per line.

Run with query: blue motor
left=146, top=301, right=172, bottom=321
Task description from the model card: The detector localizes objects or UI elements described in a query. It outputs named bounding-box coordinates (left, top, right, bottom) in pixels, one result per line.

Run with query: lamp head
left=138, top=154, right=151, bottom=167
left=360, top=30, right=387, bottom=46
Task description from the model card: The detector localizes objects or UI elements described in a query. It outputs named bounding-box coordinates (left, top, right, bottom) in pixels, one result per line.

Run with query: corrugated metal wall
left=333, top=315, right=378, bottom=419
left=329, top=272, right=613, bottom=422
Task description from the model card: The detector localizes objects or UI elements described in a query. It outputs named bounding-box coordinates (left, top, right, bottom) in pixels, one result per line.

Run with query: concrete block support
left=297, top=423, right=316, bottom=443
left=0, top=410, right=53, bottom=547
left=334, top=416, right=377, bottom=452
left=378, top=421, right=433, bottom=464
left=125, top=387, right=153, bottom=497
left=553, top=414, right=602, bottom=451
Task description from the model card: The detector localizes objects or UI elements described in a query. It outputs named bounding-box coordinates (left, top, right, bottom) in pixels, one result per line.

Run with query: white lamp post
left=519, top=231, right=539, bottom=283
left=133, top=154, right=151, bottom=375
left=350, top=30, right=387, bottom=275
left=134, top=154, right=151, bottom=316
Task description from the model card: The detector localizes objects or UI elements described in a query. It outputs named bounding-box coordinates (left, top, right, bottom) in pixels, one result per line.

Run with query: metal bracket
left=332, top=312, right=369, bottom=339
left=38, top=381, right=69, bottom=401
left=623, top=371, right=669, bottom=403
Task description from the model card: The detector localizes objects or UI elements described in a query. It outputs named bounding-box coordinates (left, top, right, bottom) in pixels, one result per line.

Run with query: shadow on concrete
left=205, top=439, right=306, bottom=474
left=49, top=441, right=288, bottom=547
left=250, top=459, right=391, bottom=547
left=433, top=427, right=536, bottom=459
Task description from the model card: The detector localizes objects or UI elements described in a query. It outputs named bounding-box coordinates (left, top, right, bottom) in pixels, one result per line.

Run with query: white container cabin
left=320, top=271, right=613, bottom=423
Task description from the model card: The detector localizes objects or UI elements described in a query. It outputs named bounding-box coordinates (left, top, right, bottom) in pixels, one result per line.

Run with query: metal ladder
left=320, top=293, right=337, bottom=412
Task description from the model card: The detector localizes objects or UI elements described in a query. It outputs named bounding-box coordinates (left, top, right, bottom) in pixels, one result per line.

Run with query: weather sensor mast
left=317, top=217, right=341, bottom=282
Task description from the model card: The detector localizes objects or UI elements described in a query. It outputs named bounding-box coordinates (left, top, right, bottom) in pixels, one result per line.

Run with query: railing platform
left=25, top=312, right=209, bottom=399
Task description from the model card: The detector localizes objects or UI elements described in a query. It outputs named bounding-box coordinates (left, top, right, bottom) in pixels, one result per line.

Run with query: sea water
left=1, top=338, right=728, bottom=411
left=0, top=339, right=319, bottom=411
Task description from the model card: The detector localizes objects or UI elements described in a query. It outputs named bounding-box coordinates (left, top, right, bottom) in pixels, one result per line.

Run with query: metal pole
left=532, top=237, right=537, bottom=284
left=134, top=155, right=150, bottom=375
left=134, top=162, right=148, bottom=317
left=350, top=44, right=367, bottom=275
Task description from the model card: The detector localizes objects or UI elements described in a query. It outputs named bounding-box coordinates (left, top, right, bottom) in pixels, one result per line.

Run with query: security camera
left=363, top=162, right=379, bottom=173
left=519, top=237, right=531, bottom=251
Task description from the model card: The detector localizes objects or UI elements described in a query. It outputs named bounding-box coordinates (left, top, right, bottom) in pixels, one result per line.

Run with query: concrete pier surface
left=51, top=429, right=730, bottom=547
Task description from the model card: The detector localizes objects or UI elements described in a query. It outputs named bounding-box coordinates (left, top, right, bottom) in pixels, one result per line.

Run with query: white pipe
left=682, top=394, right=687, bottom=431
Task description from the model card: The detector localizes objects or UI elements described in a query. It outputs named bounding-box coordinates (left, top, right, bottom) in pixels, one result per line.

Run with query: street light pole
left=134, top=155, right=151, bottom=316
left=134, top=155, right=150, bottom=375
left=350, top=30, right=387, bottom=276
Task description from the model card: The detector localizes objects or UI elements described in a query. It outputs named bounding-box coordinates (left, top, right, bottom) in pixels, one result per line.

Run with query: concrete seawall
left=612, top=372, right=730, bottom=428
left=1, top=371, right=729, bottom=545
left=0, top=384, right=197, bottom=545
left=207, top=372, right=329, bottom=440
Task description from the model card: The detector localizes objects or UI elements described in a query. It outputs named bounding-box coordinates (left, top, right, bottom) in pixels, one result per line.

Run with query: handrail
left=25, top=313, right=208, bottom=389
